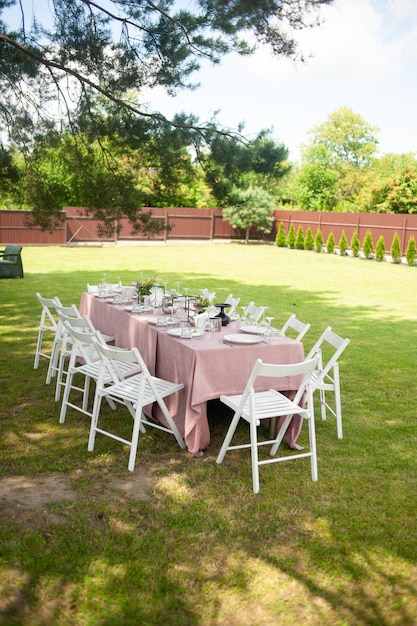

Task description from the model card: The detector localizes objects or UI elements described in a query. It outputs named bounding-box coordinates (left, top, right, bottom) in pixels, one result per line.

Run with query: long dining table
left=79, top=293, right=306, bottom=457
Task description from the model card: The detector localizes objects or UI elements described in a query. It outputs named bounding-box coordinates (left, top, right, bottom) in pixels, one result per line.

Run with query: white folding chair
left=280, top=313, right=311, bottom=342
left=305, top=326, right=350, bottom=439
left=87, top=283, right=99, bottom=294
left=46, top=303, right=82, bottom=387
left=216, top=356, right=318, bottom=494
left=225, top=293, right=241, bottom=315
left=88, top=340, right=186, bottom=471
left=54, top=313, right=101, bottom=402
left=50, top=305, right=115, bottom=400
left=59, top=324, right=139, bottom=424
left=34, top=293, right=63, bottom=369
left=244, top=301, right=268, bottom=323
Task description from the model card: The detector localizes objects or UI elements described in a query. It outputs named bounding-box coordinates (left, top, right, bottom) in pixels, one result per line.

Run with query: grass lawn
left=1, top=242, right=416, bottom=625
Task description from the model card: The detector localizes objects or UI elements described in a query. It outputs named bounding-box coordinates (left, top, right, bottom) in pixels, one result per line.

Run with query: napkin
left=193, top=311, right=209, bottom=331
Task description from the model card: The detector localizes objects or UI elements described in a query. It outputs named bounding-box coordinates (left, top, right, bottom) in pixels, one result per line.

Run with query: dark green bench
left=0, top=245, right=24, bottom=278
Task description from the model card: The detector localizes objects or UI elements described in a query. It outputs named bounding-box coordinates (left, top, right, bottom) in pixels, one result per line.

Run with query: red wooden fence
left=1, top=207, right=417, bottom=255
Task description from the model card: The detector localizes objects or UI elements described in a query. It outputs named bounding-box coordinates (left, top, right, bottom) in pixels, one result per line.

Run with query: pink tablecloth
left=80, top=294, right=305, bottom=456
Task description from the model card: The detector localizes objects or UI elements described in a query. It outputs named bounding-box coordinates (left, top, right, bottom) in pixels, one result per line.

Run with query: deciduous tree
left=0, top=0, right=332, bottom=230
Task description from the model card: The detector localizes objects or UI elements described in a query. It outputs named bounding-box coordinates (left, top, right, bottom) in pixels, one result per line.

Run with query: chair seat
left=101, top=373, right=184, bottom=406
left=221, top=389, right=309, bottom=423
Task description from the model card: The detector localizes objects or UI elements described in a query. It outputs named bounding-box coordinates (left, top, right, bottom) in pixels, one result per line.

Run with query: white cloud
left=147, top=0, right=417, bottom=160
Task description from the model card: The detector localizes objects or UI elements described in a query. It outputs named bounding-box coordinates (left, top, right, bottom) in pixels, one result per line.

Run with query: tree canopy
left=0, top=0, right=332, bottom=230
left=0, top=0, right=332, bottom=142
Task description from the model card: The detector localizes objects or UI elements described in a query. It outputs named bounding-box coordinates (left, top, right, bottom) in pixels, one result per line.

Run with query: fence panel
left=1, top=207, right=417, bottom=255
left=0, top=210, right=66, bottom=244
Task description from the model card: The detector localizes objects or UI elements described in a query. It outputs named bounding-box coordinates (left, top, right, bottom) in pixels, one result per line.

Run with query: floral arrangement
left=136, top=277, right=157, bottom=296
left=193, top=289, right=216, bottom=313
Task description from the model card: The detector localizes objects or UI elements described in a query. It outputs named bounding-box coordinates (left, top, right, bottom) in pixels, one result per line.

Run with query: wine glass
left=259, top=316, right=274, bottom=337
left=239, top=306, right=249, bottom=327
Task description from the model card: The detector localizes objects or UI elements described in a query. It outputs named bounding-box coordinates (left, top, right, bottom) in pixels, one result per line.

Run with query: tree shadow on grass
left=1, top=268, right=417, bottom=624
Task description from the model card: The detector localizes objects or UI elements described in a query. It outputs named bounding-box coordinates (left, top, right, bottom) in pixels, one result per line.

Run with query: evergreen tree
left=295, top=226, right=305, bottom=250
left=287, top=223, right=296, bottom=249
left=223, top=186, right=275, bottom=244
left=390, top=232, right=401, bottom=263
left=351, top=231, right=360, bottom=257
left=275, top=222, right=287, bottom=247
left=314, top=228, right=323, bottom=253
left=305, top=227, right=314, bottom=251
left=362, top=231, right=374, bottom=259
left=375, top=236, right=386, bottom=262
left=339, top=230, right=348, bottom=256
left=406, top=237, right=416, bottom=266
left=326, top=232, right=335, bottom=254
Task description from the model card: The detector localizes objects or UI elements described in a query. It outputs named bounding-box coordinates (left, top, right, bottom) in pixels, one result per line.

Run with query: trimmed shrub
left=305, top=227, right=314, bottom=251
left=287, top=223, right=296, bottom=249
left=406, top=237, right=416, bottom=266
left=351, top=231, right=360, bottom=257
left=326, top=232, right=335, bottom=254
left=314, top=228, right=323, bottom=253
left=390, top=232, right=401, bottom=263
left=275, top=222, right=287, bottom=247
left=295, top=226, right=305, bottom=250
left=375, top=236, right=386, bottom=262
left=362, top=231, right=374, bottom=259
left=339, top=230, right=348, bottom=256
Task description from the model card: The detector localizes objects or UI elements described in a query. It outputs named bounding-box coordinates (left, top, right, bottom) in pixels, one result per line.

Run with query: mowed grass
left=1, top=242, right=417, bottom=626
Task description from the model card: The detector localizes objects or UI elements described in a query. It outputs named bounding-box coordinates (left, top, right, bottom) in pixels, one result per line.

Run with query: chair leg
left=88, top=392, right=103, bottom=451
left=320, top=387, right=327, bottom=421
left=249, top=417, right=260, bottom=494
left=82, top=376, right=91, bottom=412
left=156, top=398, right=186, bottom=449
left=333, top=364, right=343, bottom=439
left=54, top=345, right=68, bottom=402
left=127, top=407, right=144, bottom=472
left=46, top=336, right=61, bottom=384
left=59, top=369, right=74, bottom=424
left=269, top=414, right=293, bottom=457
left=308, top=412, right=318, bottom=481
left=34, top=329, right=44, bottom=369
left=216, top=410, right=241, bottom=464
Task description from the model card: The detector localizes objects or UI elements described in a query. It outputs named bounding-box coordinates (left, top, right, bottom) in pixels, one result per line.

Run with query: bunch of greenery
left=287, top=223, right=296, bottom=248
left=375, top=236, right=386, bottom=262
left=314, top=228, right=323, bottom=253
left=326, top=233, right=335, bottom=254
left=362, top=231, right=374, bottom=259
left=305, top=227, right=315, bottom=251
left=351, top=231, right=360, bottom=257
left=390, top=232, right=402, bottom=263
left=275, top=222, right=287, bottom=247
left=295, top=226, right=305, bottom=249
left=406, top=237, right=416, bottom=266
left=339, top=231, right=348, bottom=256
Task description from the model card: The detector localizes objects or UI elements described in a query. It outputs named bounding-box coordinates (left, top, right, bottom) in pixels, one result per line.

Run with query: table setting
left=79, top=278, right=305, bottom=456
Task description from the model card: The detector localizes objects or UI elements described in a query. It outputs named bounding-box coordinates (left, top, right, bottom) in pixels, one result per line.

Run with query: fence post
left=164, top=209, right=168, bottom=243
left=402, top=217, right=407, bottom=256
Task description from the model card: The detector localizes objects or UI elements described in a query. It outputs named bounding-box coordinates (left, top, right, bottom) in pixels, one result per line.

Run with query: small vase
left=214, top=303, right=231, bottom=326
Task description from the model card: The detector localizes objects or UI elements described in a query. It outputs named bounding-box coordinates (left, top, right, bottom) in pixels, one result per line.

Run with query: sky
left=3, top=0, right=417, bottom=163
left=146, top=0, right=417, bottom=162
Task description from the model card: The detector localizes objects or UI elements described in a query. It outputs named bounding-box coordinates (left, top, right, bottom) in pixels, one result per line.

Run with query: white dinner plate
left=148, top=316, right=178, bottom=326
left=166, top=328, right=202, bottom=338
left=240, top=325, right=267, bottom=335
left=223, top=333, right=263, bottom=344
